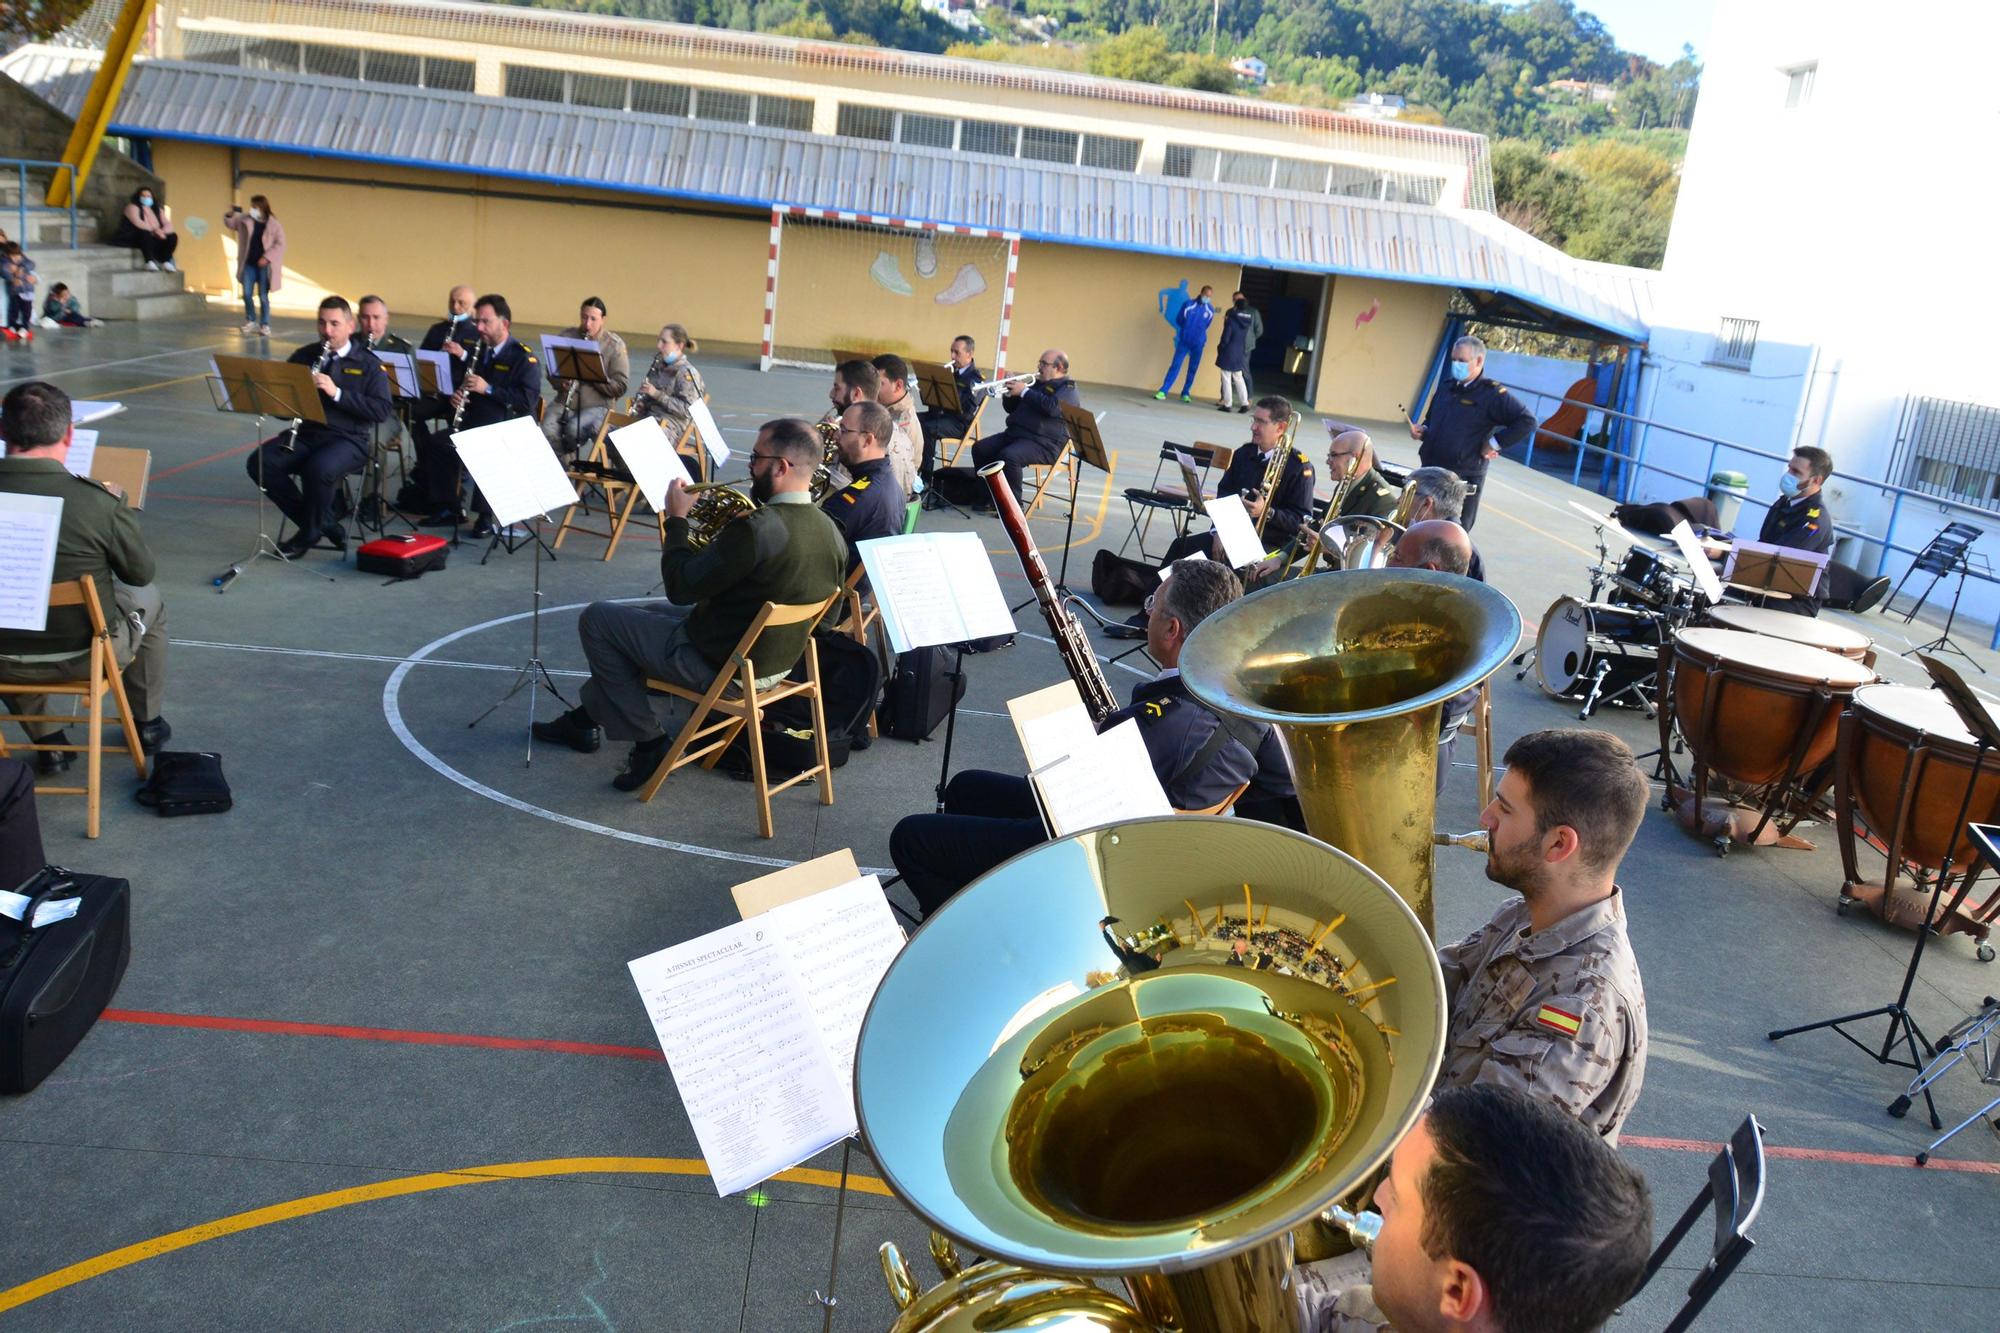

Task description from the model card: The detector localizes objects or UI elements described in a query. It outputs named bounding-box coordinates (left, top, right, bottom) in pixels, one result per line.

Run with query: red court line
left=102, top=1008, right=663, bottom=1063
left=1622, top=1132, right=2000, bottom=1175
left=152, top=441, right=259, bottom=480
left=100, top=1009, right=2000, bottom=1173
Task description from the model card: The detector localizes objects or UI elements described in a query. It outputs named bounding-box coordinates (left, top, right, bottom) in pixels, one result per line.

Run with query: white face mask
left=249, top=208, right=264, bottom=222
left=139, top=195, right=154, bottom=207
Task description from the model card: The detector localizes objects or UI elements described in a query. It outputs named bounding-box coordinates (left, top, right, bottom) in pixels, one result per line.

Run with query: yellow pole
left=45, top=0, right=159, bottom=208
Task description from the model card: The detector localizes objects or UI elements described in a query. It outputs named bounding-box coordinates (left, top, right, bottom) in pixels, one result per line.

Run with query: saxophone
left=1278, top=453, right=1358, bottom=581
left=449, top=335, right=485, bottom=432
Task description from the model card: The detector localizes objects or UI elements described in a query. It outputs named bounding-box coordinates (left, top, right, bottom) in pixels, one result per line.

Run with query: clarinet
left=980, top=461, right=1120, bottom=726
left=285, top=339, right=336, bottom=450
left=627, top=352, right=663, bottom=414
left=449, top=335, right=485, bottom=432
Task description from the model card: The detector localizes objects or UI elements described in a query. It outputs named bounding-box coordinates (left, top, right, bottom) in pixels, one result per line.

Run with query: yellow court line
left=0, top=1155, right=891, bottom=1314
left=985, top=447, right=1118, bottom=557
left=1478, top=479, right=1596, bottom=560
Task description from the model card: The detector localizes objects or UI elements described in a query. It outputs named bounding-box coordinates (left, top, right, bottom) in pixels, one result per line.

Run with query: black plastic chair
left=1627, top=1114, right=1766, bottom=1332
left=1824, top=559, right=1892, bottom=615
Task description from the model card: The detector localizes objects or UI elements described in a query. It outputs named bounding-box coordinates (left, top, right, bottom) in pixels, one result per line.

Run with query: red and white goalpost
left=761, top=206, right=1020, bottom=377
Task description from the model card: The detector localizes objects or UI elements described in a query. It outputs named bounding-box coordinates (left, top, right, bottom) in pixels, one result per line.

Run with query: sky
left=1554, top=0, right=1716, bottom=63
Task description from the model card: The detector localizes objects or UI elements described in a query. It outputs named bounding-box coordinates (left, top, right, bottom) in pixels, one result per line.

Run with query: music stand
left=208, top=354, right=335, bottom=591
left=1722, top=540, right=1827, bottom=603
left=912, top=361, right=961, bottom=417
left=1892, top=522, right=1982, bottom=623
left=543, top=338, right=611, bottom=460
left=362, top=350, right=421, bottom=538
left=1768, top=652, right=2000, bottom=1129
left=458, top=417, right=583, bottom=763
left=1900, top=530, right=1989, bottom=672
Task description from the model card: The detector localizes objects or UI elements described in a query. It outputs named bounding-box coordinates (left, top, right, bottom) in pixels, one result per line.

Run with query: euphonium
left=855, top=816, right=1446, bottom=1333
left=1178, top=569, right=1522, bottom=936
left=1299, top=476, right=1423, bottom=579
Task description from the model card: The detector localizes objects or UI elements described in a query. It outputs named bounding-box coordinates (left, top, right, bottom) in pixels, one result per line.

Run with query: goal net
left=763, top=209, right=1018, bottom=378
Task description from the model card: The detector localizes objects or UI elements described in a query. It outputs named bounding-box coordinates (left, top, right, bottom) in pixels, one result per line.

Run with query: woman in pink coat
left=221, top=194, right=286, bottom=336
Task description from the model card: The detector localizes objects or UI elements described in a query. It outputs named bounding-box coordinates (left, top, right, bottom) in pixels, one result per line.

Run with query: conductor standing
left=1411, top=334, right=1535, bottom=530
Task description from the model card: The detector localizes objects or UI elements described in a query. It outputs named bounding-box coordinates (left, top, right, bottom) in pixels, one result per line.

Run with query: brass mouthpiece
left=1321, top=1204, right=1383, bottom=1255
left=1433, top=829, right=1489, bottom=852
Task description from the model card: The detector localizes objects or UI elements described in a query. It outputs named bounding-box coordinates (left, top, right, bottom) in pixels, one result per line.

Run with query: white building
left=1231, top=56, right=1268, bottom=85
left=1344, top=92, right=1406, bottom=119
left=1632, top=0, right=2000, bottom=620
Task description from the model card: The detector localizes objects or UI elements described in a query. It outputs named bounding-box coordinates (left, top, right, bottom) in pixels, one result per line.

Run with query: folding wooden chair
left=0, top=578, right=147, bottom=838
left=1022, top=440, right=1076, bottom=520
left=933, top=392, right=989, bottom=471
left=636, top=595, right=840, bottom=838
left=553, top=410, right=651, bottom=561
left=1466, top=680, right=1495, bottom=808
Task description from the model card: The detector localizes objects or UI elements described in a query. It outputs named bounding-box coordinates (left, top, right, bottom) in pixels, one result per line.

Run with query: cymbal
left=1564, top=499, right=1673, bottom=552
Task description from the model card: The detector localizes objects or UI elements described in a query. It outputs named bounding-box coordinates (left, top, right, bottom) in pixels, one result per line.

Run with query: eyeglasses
left=749, top=451, right=789, bottom=466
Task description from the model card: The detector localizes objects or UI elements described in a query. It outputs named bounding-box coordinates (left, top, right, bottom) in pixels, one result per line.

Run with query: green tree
left=1088, top=25, right=1179, bottom=83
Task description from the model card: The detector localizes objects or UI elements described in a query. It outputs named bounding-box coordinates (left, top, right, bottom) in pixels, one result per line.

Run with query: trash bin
left=1707, top=469, right=1751, bottom=533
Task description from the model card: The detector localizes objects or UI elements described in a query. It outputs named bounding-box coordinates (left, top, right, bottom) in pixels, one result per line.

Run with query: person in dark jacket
left=920, top=334, right=983, bottom=478
left=1411, top=335, right=1536, bottom=530
left=244, top=296, right=392, bottom=556
left=1213, top=291, right=1258, bottom=413
left=889, top=560, right=1297, bottom=917
left=1155, top=284, right=1215, bottom=403
left=1161, top=396, right=1316, bottom=563
left=418, top=293, right=543, bottom=538
left=823, top=401, right=907, bottom=575
left=968, top=349, right=1082, bottom=505
left=1754, top=446, right=1836, bottom=615
left=397, top=284, right=475, bottom=511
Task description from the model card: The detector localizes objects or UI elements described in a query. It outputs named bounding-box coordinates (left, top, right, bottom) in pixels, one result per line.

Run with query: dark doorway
left=1239, top=268, right=1327, bottom=404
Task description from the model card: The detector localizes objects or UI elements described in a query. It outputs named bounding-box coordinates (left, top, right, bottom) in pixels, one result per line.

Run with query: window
left=182, top=31, right=243, bottom=65
left=899, top=112, right=955, bottom=149
left=1021, top=126, right=1080, bottom=165
left=1218, top=150, right=1275, bottom=187
left=1711, top=317, right=1759, bottom=369
left=694, top=89, right=753, bottom=124
left=1163, top=144, right=1219, bottom=180
left=1327, top=164, right=1386, bottom=198
left=571, top=72, right=627, bottom=111
left=1081, top=134, right=1140, bottom=172
left=632, top=80, right=692, bottom=118
left=836, top=103, right=895, bottom=141
left=503, top=65, right=566, bottom=104
left=240, top=39, right=302, bottom=74
left=1783, top=62, right=1816, bottom=109
left=365, top=52, right=421, bottom=87
left=423, top=58, right=475, bottom=93
left=960, top=119, right=1020, bottom=158
left=302, top=43, right=359, bottom=80
left=1274, top=157, right=1330, bottom=193
left=1899, top=398, right=2000, bottom=503
left=756, top=95, right=814, bottom=132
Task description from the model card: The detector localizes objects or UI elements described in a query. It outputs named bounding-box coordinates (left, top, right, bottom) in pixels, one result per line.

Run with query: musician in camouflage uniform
left=1439, top=728, right=1650, bottom=1141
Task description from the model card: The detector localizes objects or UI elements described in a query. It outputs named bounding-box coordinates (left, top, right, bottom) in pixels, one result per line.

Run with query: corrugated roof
left=9, top=50, right=1655, bottom=339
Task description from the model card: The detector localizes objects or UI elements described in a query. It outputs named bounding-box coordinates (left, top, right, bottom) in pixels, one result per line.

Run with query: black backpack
left=1092, top=549, right=1163, bottom=605
left=878, top=644, right=966, bottom=741
left=717, top=631, right=883, bottom=777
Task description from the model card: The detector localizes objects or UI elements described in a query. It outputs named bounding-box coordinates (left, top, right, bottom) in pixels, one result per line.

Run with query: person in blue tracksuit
left=1155, top=284, right=1215, bottom=403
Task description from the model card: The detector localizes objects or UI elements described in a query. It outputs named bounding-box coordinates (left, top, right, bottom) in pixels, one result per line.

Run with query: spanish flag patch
left=1535, top=1004, right=1583, bottom=1036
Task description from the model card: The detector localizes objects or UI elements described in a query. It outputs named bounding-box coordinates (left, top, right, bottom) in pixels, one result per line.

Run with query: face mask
left=663, top=350, right=681, bottom=365
left=1234, top=298, right=1246, bottom=309
left=250, top=208, right=264, bottom=222
left=1449, top=361, right=1472, bottom=383
left=1779, top=472, right=1802, bottom=499
left=139, top=195, right=153, bottom=207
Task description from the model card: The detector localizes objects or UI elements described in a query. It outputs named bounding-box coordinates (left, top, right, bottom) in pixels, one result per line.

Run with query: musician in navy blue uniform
left=889, top=561, right=1299, bottom=919
left=968, top=349, right=1081, bottom=505
left=1411, top=335, right=1535, bottom=531
left=244, top=296, right=391, bottom=557
left=417, top=293, right=542, bottom=537
left=397, top=284, right=475, bottom=512
left=1755, top=446, right=1836, bottom=614
left=919, top=334, right=982, bottom=479
left=823, top=401, right=907, bottom=575
left=1163, top=396, right=1316, bottom=564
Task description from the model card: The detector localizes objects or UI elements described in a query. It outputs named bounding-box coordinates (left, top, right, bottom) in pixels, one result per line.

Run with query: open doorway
left=1239, top=267, right=1328, bottom=404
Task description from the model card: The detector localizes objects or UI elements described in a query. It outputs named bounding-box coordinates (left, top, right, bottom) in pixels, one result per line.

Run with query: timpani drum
left=1835, top=685, right=2000, bottom=955
left=1706, top=603, right=1875, bottom=666
left=1667, top=628, right=1876, bottom=787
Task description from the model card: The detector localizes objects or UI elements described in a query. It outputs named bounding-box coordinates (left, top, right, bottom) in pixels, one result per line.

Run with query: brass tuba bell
left=1178, top=569, right=1521, bottom=936
left=855, top=817, right=1447, bottom=1332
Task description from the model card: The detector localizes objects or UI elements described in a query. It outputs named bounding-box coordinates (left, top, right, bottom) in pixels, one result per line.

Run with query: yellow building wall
left=770, top=224, right=1009, bottom=365
left=152, top=142, right=771, bottom=345
left=1311, top=276, right=1451, bottom=422
left=1008, top=243, right=1242, bottom=398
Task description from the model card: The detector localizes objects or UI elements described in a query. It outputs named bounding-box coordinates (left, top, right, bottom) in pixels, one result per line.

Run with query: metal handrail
left=1494, top=378, right=2000, bottom=648
left=0, top=158, right=81, bottom=250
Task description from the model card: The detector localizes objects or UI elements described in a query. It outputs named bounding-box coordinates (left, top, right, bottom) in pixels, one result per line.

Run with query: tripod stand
left=1767, top=737, right=1991, bottom=1130
left=1903, top=548, right=1989, bottom=672
left=468, top=515, right=570, bottom=765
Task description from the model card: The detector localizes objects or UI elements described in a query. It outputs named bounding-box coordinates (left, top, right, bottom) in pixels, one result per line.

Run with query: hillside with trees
left=500, top=0, right=1699, bottom=267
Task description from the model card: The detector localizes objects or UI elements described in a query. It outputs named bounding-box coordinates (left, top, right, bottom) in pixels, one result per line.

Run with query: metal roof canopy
left=8, top=51, right=1656, bottom=342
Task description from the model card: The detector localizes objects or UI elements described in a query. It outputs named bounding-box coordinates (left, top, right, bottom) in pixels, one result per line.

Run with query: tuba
left=856, top=816, right=1446, bottom=1332
left=1178, top=570, right=1521, bottom=936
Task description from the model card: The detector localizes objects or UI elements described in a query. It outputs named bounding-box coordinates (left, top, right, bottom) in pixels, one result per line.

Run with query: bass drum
left=1535, top=595, right=1661, bottom=699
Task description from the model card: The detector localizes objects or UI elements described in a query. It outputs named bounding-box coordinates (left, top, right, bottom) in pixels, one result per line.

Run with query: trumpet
left=970, top=370, right=1036, bottom=396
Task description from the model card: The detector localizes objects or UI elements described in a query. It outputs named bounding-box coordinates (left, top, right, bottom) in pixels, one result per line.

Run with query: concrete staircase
left=2, top=176, right=208, bottom=322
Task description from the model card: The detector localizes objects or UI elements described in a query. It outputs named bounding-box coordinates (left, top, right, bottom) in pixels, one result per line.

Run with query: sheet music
left=1008, top=681, right=1098, bottom=771
left=628, top=922, right=852, bottom=1197
left=765, top=875, right=905, bottom=1089
left=450, top=416, right=578, bottom=527
left=607, top=417, right=692, bottom=512
left=62, top=429, right=98, bottom=478
left=1205, top=492, right=1268, bottom=568
left=857, top=532, right=1015, bottom=653
left=0, top=493, right=65, bottom=633
left=413, top=349, right=453, bottom=396
left=1669, top=520, right=1723, bottom=603
left=374, top=351, right=418, bottom=398
left=687, top=398, right=731, bottom=468
left=1031, top=719, right=1173, bottom=837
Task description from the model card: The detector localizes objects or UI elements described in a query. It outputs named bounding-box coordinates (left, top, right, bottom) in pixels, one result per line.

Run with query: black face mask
left=1234, top=298, right=1246, bottom=308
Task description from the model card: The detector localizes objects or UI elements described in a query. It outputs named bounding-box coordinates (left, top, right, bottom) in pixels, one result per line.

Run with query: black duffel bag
left=0, top=867, right=131, bottom=1093
left=717, top=630, right=884, bottom=777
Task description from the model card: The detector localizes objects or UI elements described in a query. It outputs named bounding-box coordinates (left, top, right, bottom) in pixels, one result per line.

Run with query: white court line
left=0, top=340, right=239, bottom=387
left=174, top=637, right=589, bottom=678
